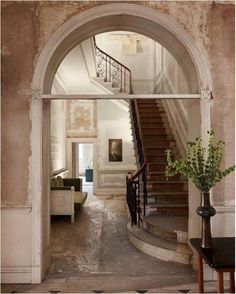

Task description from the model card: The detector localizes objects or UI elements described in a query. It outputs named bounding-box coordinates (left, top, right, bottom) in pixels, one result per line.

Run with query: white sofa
left=50, top=176, right=87, bottom=223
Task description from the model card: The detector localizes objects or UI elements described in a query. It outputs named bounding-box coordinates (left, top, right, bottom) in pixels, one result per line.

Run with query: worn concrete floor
left=3, top=185, right=225, bottom=293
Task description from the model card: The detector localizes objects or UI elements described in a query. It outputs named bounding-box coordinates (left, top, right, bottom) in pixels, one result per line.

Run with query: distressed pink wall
left=2, top=1, right=234, bottom=206
left=208, top=3, right=235, bottom=205
left=2, top=2, right=37, bottom=206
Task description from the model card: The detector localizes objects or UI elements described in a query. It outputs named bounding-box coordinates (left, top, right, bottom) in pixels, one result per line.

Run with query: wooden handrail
left=134, top=100, right=147, bottom=162
left=128, top=161, right=147, bottom=182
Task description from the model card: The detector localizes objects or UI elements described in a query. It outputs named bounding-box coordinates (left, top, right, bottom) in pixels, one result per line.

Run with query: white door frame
left=67, top=137, right=97, bottom=195
left=30, top=3, right=212, bottom=283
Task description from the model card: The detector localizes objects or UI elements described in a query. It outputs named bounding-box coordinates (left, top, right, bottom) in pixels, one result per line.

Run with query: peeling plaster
left=67, top=100, right=96, bottom=137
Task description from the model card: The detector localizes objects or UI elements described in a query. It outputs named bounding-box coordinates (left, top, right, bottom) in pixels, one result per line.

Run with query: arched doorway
left=31, top=3, right=212, bottom=282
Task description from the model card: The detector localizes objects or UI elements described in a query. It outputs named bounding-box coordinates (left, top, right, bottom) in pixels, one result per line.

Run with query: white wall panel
left=1, top=208, right=32, bottom=283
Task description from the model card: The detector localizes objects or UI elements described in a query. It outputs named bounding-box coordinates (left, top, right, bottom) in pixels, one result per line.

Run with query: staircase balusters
left=93, top=36, right=133, bottom=94
left=126, top=100, right=148, bottom=226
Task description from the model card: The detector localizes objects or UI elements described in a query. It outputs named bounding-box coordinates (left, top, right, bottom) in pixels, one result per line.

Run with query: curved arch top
left=32, top=3, right=212, bottom=94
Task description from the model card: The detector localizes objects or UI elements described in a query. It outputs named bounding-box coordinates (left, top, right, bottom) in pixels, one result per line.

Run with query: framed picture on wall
left=109, top=139, right=122, bottom=162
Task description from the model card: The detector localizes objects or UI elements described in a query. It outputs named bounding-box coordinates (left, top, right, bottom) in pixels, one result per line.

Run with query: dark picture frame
left=109, top=139, right=122, bottom=162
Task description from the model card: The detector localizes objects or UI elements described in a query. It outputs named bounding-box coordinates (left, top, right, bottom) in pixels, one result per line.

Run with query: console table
left=190, top=238, right=235, bottom=293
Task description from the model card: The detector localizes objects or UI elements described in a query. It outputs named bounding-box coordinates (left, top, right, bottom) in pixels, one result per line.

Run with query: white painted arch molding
left=32, top=3, right=212, bottom=94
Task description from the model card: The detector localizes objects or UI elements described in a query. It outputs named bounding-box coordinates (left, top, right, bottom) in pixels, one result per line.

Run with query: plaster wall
left=1, top=208, right=32, bottom=283
left=66, top=99, right=136, bottom=194
left=66, top=100, right=97, bottom=179
left=50, top=100, right=67, bottom=173
left=95, top=33, right=191, bottom=94
left=96, top=32, right=157, bottom=94
left=158, top=48, right=190, bottom=156
left=2, top=2, right=36, bottom=207
left=96, top=100, right=136, bottom=195
left=52, top=41, right=106, bottom=94
left=207, top=3, right=235, bottom=206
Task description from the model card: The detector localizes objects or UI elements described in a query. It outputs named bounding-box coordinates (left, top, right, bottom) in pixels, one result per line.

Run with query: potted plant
left=165, top=130, right=235, bottom=248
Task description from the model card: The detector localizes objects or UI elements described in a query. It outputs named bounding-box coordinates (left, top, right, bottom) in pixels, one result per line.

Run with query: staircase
left=127, top=99, right=192, bottom=265
left=93, top=36, right=132, bottom=94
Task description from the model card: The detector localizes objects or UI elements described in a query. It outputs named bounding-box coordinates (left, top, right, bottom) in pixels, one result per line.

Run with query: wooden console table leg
left=217, top=271, right=224, bottom=293
left=198, top=254, right=204, bottom=293
left=229, top=271, right=235, bottom=293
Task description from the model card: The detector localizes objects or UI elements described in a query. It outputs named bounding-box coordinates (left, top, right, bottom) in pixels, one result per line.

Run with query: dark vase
left=196, top=192, right=216, bottom=248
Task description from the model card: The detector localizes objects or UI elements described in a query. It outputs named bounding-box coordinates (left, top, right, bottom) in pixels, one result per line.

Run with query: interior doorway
left=76, top=143, right=94, bottom=194
left=68, top=137, right=97, bottom=196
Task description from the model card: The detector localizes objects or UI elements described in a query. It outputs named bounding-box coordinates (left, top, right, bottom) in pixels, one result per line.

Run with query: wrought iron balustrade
left=126, top=100, right=148, bottom=226
left=93, top=37, right=133, bottom=94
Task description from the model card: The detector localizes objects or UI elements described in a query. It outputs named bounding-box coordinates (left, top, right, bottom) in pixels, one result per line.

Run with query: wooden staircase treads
left=146, top=156, right=167, bottom=163
left=147, top=182, right=187, bottom=192
left=143, top=140, right=172, bottom=148
left=140, top=121, right=166, bottom=130
left=138, top=109, right=165, bottom=114
left=143, top=130, right=168, bottom=137
left=147, top=163, right=167, bottom=172
left=138, top=109, right=164, bottom=112
left=147, top=198, right=188, bottom=205
left=146, top=191, right=188, bottom=197
left=145, top=146, right=176, bottom=152
left=139, top=117, right=164, bottom=122
left=147, top=204, right=188, bottom=216
left=146, top=194, right=188, bottom=202
left=144, top=136, right=174, bottom=141
left=129, top=99, right=190, bottom=256
left=145, top=148, right=168, bottom=155
left=147, top=172, right=181, bottom=181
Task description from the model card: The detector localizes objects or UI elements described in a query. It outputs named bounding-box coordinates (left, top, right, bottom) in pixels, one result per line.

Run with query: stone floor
left=2, top=185, right=229, bottom=293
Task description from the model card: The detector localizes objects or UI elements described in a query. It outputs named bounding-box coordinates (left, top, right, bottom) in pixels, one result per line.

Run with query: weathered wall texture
left=96, top=100, right=136, bottom=194
left=208, top=3, right=235, bottom=205
left=51, top=100, right=67, bottom=173
left=2, top=2, right=37, bottom=206
left=2, top=1, right=234, bottom=207
left=67, top=100, right=97, bottom=137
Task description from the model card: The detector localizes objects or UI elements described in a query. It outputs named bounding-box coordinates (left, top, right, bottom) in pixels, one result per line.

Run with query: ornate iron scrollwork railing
left=93, top=36, right=133, bottom=94
left=126, top=100, right=148, bottom=226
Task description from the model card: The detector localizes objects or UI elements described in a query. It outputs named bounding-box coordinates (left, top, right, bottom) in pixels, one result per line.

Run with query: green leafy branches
left=165, top=130, right=235, bottom=193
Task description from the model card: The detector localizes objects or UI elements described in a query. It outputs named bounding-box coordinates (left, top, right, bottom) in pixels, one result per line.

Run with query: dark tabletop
left=190, top=237, right=235, bottom=269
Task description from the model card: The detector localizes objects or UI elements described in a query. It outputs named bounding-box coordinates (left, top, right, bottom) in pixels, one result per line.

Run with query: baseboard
left=96, top=188, right=126, bottom=196
left=1, top=267, right=32, bottom=284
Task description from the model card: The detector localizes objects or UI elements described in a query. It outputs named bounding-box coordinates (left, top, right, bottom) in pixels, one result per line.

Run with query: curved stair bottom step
left=143, top=215, right=188, bottom=244
left=127, top=223, right=192, bottom=265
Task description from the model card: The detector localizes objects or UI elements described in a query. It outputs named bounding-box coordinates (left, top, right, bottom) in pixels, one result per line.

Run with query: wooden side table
left=190, top=238, right=235, bottom=293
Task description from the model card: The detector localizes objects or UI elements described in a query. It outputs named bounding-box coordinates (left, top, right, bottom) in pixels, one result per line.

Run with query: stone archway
left=31, top=3, right=212, bottom=282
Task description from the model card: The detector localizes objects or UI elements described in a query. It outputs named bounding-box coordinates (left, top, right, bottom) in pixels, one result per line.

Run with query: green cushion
left=57, top=176, right=64, bottom=187
left=74, top=192, right=87, bottom=205
left=52, top=178, right=60, bottom=187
